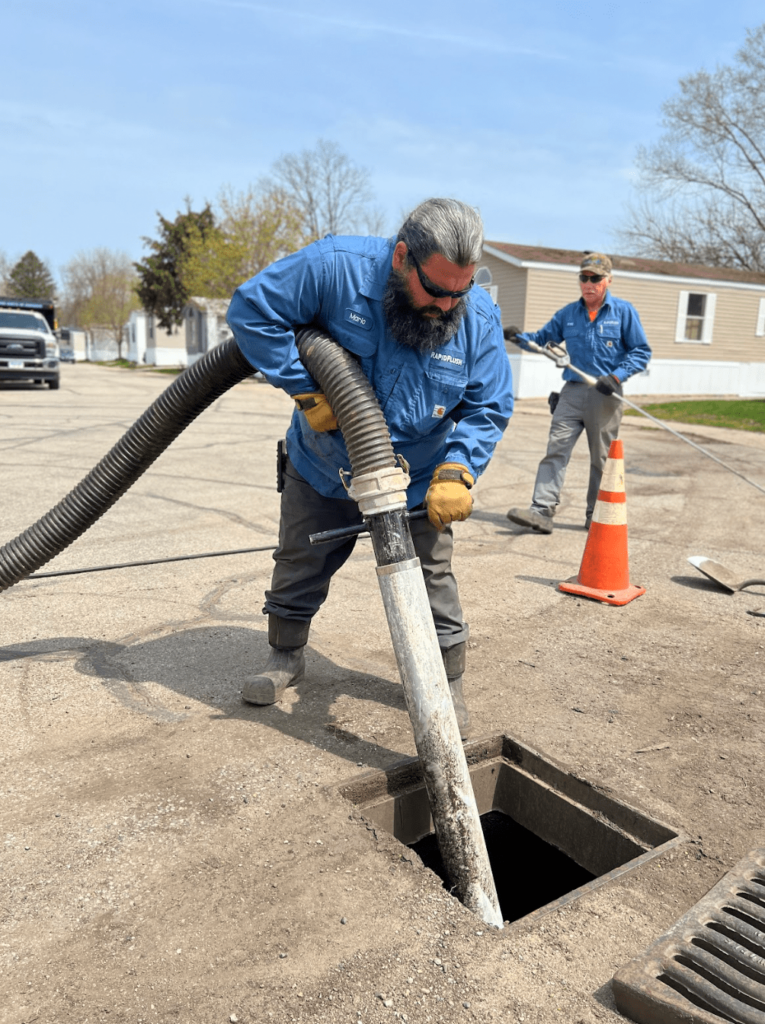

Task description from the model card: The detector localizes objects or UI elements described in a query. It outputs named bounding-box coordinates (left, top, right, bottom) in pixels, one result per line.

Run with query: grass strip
left=625, top=399, right=765, bottom=433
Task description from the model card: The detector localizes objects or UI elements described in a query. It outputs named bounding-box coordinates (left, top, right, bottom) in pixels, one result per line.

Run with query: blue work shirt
left=516, top=292, right=651, bottom=383
left=226, top=234, right=514, bottom=507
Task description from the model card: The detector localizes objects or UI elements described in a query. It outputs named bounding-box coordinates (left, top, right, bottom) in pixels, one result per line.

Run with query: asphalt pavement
left=2, top=362, right=765, bottom=1024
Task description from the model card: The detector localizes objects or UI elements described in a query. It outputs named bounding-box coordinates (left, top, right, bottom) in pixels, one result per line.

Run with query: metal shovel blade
left=687, top=555, right=765, bottom=593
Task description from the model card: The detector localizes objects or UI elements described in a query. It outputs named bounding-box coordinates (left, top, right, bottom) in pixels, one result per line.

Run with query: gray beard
left=382, top=269, right=466, bottom=352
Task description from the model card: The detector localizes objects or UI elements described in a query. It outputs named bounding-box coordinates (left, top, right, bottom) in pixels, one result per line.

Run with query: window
left=675, top=291, right=716, bottom=344
left=474, top=266, right=498, bottom=304
left=685, top=293, right=706, bottom=340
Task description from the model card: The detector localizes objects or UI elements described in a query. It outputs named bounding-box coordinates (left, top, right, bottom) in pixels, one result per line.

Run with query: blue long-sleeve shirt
left=516, top=292, right=651, bottom=383
left=226, top=234, right=514, bottom=507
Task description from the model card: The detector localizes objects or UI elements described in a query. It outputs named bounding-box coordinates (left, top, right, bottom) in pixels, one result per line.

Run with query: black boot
left=242, top=616, right=309, bottom=706
left=442, top=642, right=470, bottom=740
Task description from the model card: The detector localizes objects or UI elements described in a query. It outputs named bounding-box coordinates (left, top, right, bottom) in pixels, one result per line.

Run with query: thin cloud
left=190, top=0, right=563, bottom=59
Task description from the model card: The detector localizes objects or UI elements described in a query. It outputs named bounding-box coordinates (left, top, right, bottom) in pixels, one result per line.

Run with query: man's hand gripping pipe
left=526, top=339, right=765, bottom=496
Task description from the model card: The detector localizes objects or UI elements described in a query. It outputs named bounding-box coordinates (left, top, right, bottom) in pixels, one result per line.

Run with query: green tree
left=7, top=251, right=57, bottom=299
left=134, top=202, right=215, bottom=330
left=619, top=23, right=765, bottom=271
left=61, top=249, right=141, bottom=359
left=182, top=185, right=309, bottom=299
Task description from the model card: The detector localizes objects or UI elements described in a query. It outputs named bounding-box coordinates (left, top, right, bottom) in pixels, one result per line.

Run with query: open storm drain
left=411, top=809, right=596, bottom=922
left=612, top=847, right=765, bottom=1024
left=337, top=734, right=681, bottom=925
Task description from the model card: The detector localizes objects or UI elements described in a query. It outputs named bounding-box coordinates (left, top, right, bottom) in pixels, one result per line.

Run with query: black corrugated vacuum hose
left=295, top=327, right=415, bottom=567
left=0, top=339, right=255, bottom=593
left=1, top=328, right=402, bottom=595
left=295, top=326, right=398, bottom=478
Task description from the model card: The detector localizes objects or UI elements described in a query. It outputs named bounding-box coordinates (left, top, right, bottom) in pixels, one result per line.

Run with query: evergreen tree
left=134, top=203, right=216, bottom=330
left=7, top=251, right=57, bottom=299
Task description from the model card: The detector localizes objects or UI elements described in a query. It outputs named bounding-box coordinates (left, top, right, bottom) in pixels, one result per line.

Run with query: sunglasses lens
left=412, top=255, right=472, bottom=298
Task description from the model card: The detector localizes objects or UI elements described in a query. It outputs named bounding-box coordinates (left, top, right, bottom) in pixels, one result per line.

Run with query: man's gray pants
left=531, top=381, right=623, bottom=520
left=264, top=458, right=468, bottom=650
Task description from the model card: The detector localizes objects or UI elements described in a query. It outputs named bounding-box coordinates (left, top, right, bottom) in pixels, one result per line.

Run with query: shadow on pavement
left=0, top=627, right=411, bottom=770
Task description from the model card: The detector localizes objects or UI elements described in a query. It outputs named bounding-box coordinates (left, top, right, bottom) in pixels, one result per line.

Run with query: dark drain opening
left=410, top=809, right=595, bottom=923
left=336, top=735, right=681, bottom=924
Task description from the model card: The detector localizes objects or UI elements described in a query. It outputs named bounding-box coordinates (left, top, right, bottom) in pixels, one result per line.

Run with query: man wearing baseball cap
left=504, top=252, right=651, bottom=533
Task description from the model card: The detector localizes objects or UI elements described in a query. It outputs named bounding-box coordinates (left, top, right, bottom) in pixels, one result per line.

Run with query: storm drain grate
left=612, top=848, right=765, bottom=1024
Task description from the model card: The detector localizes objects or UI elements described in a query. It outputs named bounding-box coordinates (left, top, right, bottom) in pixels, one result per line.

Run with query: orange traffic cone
left=559, top=439, right=645, bottom=606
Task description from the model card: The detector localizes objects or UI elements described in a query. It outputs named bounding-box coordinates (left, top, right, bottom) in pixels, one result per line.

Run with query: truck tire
left=48, top=378, right=60, bottom=390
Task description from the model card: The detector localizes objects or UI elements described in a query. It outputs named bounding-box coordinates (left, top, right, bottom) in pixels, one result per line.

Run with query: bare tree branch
left=263, top=139, right=380, bottom=241
left=61, top=249, right=140, bottom=358
left=617, top=23, right=765, bottom=270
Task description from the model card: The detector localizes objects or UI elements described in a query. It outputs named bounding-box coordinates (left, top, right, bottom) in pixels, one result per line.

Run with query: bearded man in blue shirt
left=505, top=252, right=651, bottom=534
left=226, top=198, right=514, bottom=738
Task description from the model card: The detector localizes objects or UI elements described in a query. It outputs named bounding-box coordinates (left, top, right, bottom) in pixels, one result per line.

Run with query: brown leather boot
left=442, top=642, right=470, bottom=740
left=242, top=616, right=309, bottom=706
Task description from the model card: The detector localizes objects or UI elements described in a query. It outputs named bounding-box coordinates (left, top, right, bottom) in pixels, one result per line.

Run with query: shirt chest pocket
left=597, top=324, right=622, bottom=350
left=400, top=366, right=469, bottom=433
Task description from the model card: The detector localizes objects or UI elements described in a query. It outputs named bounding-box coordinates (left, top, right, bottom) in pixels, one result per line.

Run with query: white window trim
left=701, top=293, right=716, bottom=343
left=756, top=297, right=765, bottom=337
left=675, top=290, right=716, bottom=344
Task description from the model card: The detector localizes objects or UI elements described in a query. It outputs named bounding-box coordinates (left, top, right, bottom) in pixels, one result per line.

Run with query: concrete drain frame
left=337, top=734, right=684, bottom=925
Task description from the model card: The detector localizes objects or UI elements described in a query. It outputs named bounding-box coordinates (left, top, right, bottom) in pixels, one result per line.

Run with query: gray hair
left=397, top=198, right=484, bottom=268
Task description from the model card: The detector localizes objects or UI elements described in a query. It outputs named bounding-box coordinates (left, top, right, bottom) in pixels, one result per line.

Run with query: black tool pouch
left=276, top=438, right=288, bottom=493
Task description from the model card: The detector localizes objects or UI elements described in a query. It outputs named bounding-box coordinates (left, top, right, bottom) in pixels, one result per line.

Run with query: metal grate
left=0, top=337, right=44, bottom=357
left=612, top=848, right=765, bottom=1024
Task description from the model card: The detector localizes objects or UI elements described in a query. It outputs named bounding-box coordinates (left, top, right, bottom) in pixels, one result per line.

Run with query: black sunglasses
left=579, top=273, right=606, bottom=283
left=409, top=251, right=475, bottom=299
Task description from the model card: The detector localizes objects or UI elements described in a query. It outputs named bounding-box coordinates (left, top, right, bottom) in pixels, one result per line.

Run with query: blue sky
left=3, top=0, right=764, bottom=287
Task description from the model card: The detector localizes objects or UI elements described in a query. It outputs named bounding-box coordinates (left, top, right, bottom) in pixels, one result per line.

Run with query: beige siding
left=151, top=318, right=187, bottom=350
left=525, top=268, right=581, bottom=328
left=478, top=253, right=527, bottom=327
left=713, top=288, right=765, bottom=360
left=609, top=275, right=684, bottom=358
left=492, top=261, right=765, bottom=364
left=609, top=275, right=765, bottom=362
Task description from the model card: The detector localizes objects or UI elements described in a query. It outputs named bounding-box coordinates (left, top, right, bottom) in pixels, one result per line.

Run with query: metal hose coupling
left=296, top=325, right=411, bottom=515
left=339, top=455, right=410, bottom=515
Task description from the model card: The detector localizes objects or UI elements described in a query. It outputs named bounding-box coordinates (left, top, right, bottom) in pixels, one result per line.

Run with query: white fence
left=508, top=353, right=765, bottom=399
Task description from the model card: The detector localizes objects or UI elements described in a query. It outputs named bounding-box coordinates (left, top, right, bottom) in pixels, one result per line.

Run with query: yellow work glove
left=425, top=462, right=474, bottom=530
left=293, top=392, right=338, bottom=432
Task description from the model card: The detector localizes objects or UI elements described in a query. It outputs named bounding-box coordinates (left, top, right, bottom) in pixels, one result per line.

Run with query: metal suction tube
left=296, top=327, right=502, bottom=928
